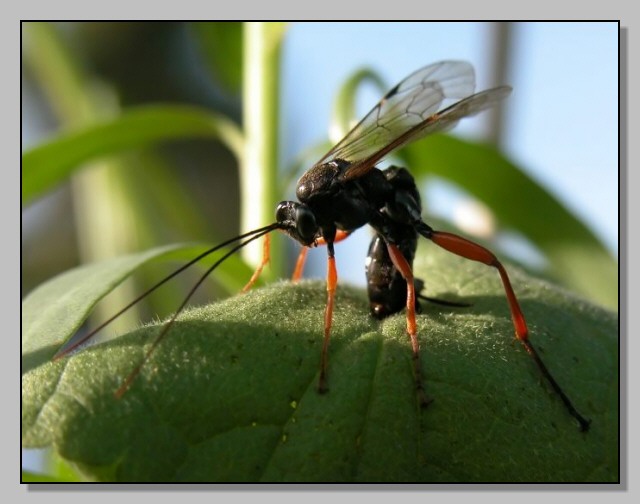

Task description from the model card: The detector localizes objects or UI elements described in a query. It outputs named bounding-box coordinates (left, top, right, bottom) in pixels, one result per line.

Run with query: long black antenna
left=53, top=223, right=280, bottom=361
left=113, top=225, right=279, bottom=397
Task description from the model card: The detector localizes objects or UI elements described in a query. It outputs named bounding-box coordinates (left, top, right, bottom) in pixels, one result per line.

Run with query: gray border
left=619, top=25, right=627, bottom=492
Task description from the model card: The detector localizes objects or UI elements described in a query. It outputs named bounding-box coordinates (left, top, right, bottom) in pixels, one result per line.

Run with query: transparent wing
left=348, top=85, right=512, bottom=178
left=311, top=60, right=510, bottom=181
left=315, top=61, right=476, bottom=172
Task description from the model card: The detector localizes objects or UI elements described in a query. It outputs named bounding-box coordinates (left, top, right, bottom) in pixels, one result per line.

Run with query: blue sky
left=280, top=21, right=618, bottom=284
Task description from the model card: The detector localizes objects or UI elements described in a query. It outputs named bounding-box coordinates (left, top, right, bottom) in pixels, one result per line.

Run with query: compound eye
left=295, top=206, right=317, bottom=244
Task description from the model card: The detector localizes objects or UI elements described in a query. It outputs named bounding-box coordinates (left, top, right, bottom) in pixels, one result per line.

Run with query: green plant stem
left=241, top=22, right=287, bottom=278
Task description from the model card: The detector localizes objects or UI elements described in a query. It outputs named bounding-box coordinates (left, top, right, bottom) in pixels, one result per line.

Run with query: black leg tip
left=317, top=377, right=329, bottom=395
left=418, top=390, right=434, bottom=409
left=578, top=417, right=592, bottom=433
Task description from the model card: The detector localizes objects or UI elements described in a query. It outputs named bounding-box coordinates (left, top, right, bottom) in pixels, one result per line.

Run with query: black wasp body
left=277, top=162, right=423, bottom=319
left=277, top=161, right=422, bottom=251
left=364, top=167, right=422, bottom=319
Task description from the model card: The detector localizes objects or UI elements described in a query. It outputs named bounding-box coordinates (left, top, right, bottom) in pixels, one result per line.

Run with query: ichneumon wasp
left=53, top=60, right=591, bottom=432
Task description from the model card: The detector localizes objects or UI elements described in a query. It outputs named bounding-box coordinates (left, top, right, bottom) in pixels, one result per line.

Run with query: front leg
left=292, top=230, right=351, bottom=282
left=318, top=240, right=337, bottom=394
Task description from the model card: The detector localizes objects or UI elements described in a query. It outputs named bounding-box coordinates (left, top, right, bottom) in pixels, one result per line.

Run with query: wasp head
left=276, top=201, right=319, bottom=247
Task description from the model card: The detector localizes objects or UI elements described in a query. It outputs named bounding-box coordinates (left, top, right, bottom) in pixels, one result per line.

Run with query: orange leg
left=292, top=247, right=308, bottom=282
left=292, top=230, right=351, bottom=282
left=387, top=243, right=432, bottom=407
left=318, top=242, right=338, bottom=393
left=242, top=234, right=271, bottom=292
left=429, top=230, right=590, bottom=431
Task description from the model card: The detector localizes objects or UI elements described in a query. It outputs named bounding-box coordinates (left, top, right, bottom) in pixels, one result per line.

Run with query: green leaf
left=21, top=105, right=244, bottom=205
left=22, top=245, right=618, bottom=482
left=403, top=135, right=618, bottom=310
left=21, top=243, right=254, bottom=375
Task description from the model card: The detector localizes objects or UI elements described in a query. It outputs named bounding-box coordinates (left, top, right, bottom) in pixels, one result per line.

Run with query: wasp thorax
left=296, top=162, right=341, bottom=202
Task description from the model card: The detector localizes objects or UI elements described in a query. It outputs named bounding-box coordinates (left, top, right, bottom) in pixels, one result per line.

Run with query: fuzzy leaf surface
left=22, top=245, right=618, bottom=482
